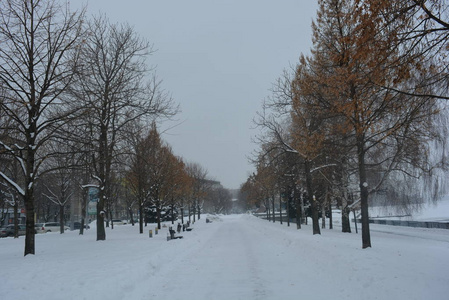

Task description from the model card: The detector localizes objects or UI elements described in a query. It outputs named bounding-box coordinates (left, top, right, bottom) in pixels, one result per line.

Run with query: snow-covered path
left=144, top=214, right=449, bottom=300
left=149, top=216, right=270, bottom=299
left=1, top=214, right=448, bottom=300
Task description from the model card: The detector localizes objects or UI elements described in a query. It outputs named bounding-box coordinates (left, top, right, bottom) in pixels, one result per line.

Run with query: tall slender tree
left=186, top=163, right=209, bottom=222
left=0, top=0, right=85, bottom=255
left=296, top=0, right=441, bottom=248
left=73, top=15, right=176, bottom=240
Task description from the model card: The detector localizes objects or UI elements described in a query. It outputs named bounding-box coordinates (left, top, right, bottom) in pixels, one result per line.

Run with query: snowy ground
left=369, top=195, right=449, bottom=222
left=1, top=213, right=448, bottom=300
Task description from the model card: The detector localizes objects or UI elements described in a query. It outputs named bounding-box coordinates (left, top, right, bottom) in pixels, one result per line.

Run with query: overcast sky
left=75, top=0, right=318, bottom=189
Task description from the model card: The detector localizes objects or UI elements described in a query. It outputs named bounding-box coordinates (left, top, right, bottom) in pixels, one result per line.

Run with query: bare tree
left=0, top=0, right=85, bottom=255
left=73, top=15, right=177, bottom=240
left=206, top=186, right=232, bottom=215
left=186, top=163, right=209, bottom=222
left=253, top=70, right=327, bottom=235
left=41, top=154, right=74, bottom=234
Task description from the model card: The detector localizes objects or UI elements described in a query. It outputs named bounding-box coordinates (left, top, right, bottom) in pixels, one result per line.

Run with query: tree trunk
left=340, top=156, right=351, bottom=233
left=96, top=190, right=106, bottom=240
left=13, top=200, right=19, bottom=238
left=109, top=210, right=114, bottom=229
left=129, top=209, right=134, bottom=226
left=328, top=202, right=333, bottom=230
left=305, top=160, right=320, bottom=235
left=188, top=205, right=191, bottom=224
left=353, top=210, right=358, bottom=234
left=96, top=113, right=108, bottom=240
left=181, top=207, right=184, bottom=224
left=59, top=205, right=65, bottom=234
left=342, top=206, right=351, bottom=233
left=321, top=205, right=326, bottom=229
left=271, top=196, right=275, bottom=223
left=24, top=143, right=36, bottom=255
left=341, top=188, right=351, bottom=233
left=279, top=191, right=283, bottom=225
left=96, top=176, right=106, bottom=240
left=24, top=185, right=35, bottom=256
left=357, top=140, right=371, bottom=248
left=80, top=187, right=87, bottom=235
left=139, top=204, right=144, bottom=234
left=80, top=218, right=85, bottom=235
left=96, top=202, right=106, bottom=240
left=296, top=191, right=301, bottom=229
left=300, top=191, right=306, bottom=225
left=156, top=202, right=161, bottom=229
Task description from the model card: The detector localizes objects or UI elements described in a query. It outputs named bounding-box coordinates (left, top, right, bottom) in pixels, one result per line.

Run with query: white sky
left=74, top=0, right=318, bottom=189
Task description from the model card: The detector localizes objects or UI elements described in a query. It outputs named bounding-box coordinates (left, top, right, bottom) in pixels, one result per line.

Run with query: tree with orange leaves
left=161, top=155, right=192, bottom=225
left=356, top=0, right=449, bottom=100
left=125, top=123, right=160, bottom=233
left=295, top=0, right=441, bottom=248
